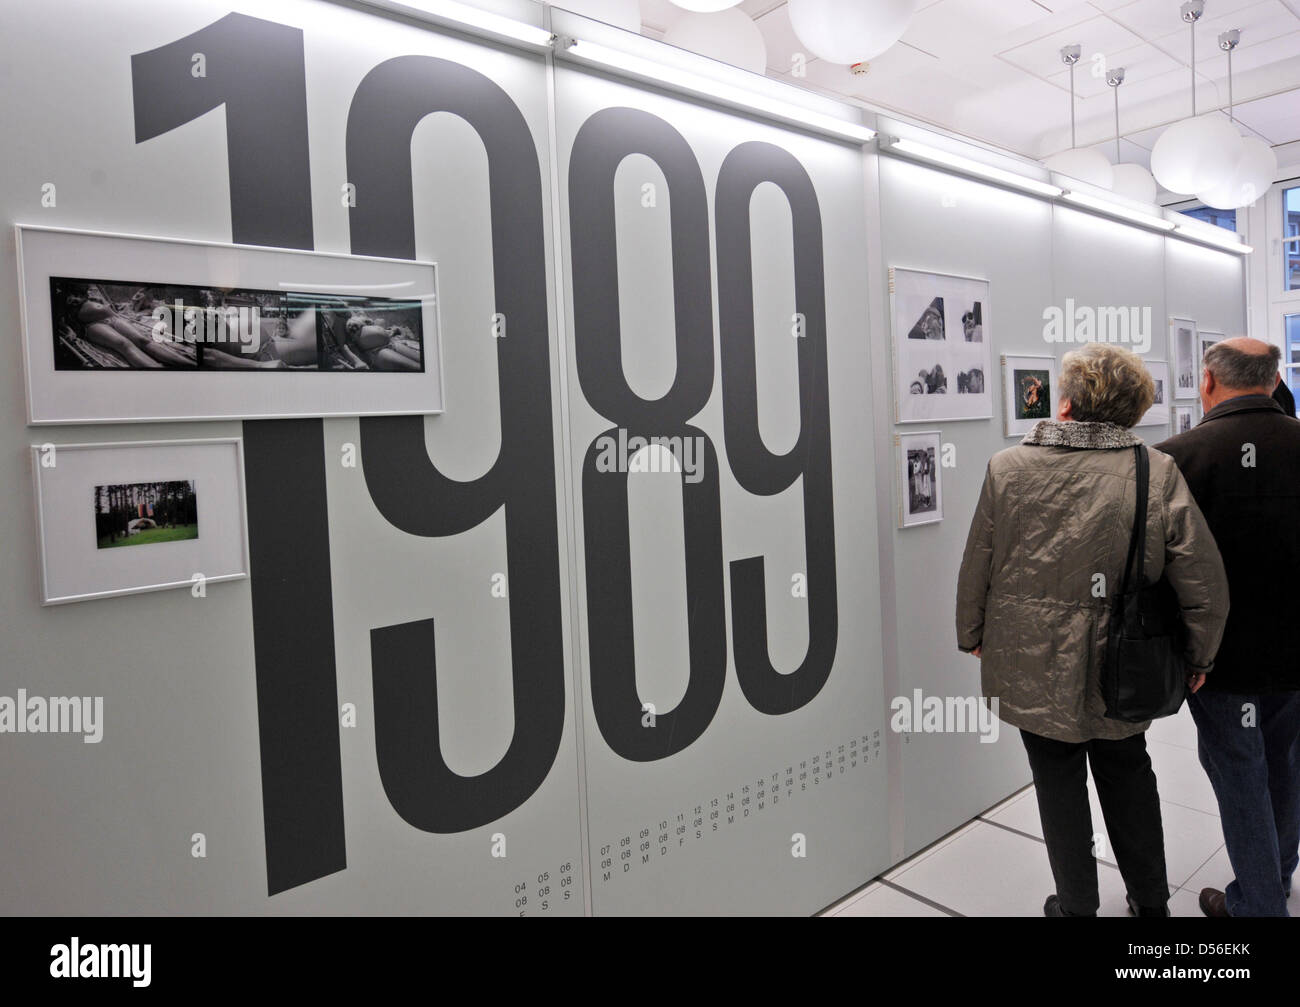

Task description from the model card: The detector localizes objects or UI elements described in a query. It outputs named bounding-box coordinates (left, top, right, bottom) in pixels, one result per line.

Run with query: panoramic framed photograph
left=896, top=429, right=943, bottom=528
left=890, top=267, right=993, bottom=423
left=30, top=438, right=248, bottom=605
left=1172, top=404, right=1196, bottom=435
left=17, top=224, right=443, bottom=424
left=1170, top=316, right=1199, bottom=401
left=1137, top=360, right=1171, bottom=426
left=1001, top=354, right=1057, bottom=437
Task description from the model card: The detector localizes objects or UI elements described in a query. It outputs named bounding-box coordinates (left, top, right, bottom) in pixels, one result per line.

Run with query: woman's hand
left=970, top=646, right=982, bottom=658
left=1187, top=672, right=1206, bottom=693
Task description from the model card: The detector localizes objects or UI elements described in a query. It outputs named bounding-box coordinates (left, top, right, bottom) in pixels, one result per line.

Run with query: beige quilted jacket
left=955, top=419, right=1229, bottom=742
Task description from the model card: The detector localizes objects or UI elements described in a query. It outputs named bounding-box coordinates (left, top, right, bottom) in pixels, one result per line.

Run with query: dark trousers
left=1020, top=729, right=1169, bottom=915
left=1187, top=689, right=1300, bottom=917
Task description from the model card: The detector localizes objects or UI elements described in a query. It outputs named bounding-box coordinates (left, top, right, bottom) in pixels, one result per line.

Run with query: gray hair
left=1058, top=342, right=1155, bottom=428
left=1203, top=342, right=1281, bottom=391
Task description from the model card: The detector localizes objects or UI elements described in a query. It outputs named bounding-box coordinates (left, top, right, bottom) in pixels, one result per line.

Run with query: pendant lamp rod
left=1107, top=67, right=1126, bottom=163
left=1060, top=44, right=1081, bottom=148
left=1219, top=29, right=1240, bottom=122
left=1181, top=1, right=1204, bottom=116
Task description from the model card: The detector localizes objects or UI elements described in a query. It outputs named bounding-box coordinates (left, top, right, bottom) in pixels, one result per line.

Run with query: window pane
left=1182, top=204, right=1238, bottom=231
left=1288, top=313, right=1300, bottom=366
left=1287, top=186, right=1300, bottom=292
left=1287, top=367, right=1300, bottom=417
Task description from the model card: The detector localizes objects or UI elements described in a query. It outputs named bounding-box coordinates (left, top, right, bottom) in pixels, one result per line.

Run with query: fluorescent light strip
left=1174, top=223, right=1252, bottom=255
left=1062, top=190, right=1175, bottom=232
left=563, top=39, right=876, bottom=144
left=886, top=137, right=1063, bottom=198
left=366, top=0, right=554, bottom=47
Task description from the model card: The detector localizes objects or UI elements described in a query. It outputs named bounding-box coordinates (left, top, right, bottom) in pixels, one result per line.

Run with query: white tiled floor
left=825, top=707, right=1300, bottom=917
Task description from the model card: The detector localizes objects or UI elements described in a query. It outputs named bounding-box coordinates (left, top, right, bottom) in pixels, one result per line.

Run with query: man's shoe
left=1044, top=894, right=1095, bottom=917
left=1126, top=894, right=1170, bottom=917
left=1198, top=888, right=1230, bottom=917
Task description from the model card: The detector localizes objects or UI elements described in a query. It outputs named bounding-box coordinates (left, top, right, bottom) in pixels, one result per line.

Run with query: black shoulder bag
left=1101, top=444, right=1188, bottom=723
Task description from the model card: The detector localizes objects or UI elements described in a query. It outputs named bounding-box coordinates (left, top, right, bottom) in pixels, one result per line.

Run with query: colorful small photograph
left=95, top=480, right=198, bottom=549
left=1014, top=368, right=1052, bottom=421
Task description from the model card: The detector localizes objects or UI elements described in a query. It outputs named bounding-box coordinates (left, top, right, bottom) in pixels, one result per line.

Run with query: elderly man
left=1157, top=338, right=1300, bottom=918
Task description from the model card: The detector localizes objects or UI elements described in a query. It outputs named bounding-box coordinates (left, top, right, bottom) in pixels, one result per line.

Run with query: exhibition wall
left=0, top=0, right=1245, bottom=915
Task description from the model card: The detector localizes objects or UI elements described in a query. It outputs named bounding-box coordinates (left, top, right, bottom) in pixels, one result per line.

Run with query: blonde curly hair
left=1057, top=342, right=1155, bottom=428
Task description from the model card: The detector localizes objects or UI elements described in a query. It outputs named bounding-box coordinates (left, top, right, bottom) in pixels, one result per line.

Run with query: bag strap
left=1119, top=444, right=1149, bottom=598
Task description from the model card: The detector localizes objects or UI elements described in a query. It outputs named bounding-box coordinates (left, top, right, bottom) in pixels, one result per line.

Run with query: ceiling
left=624, top=0, right=1300, bottom=174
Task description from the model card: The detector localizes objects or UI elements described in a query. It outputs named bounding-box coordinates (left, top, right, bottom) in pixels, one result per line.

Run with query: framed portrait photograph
left=1137, top=360, right=1171, bottom=426
left=1172, top=404, right=1196, bottom=435
left=1001, top=354, right=1057, bottom=437
left=890, top=267, right=993, bottom=423
left=896, top=430, right=943, bottom=528
left=30, top=438, right=249, bottom=605
left=17, top=224, right=443, bottom=425
left=1170, top=316, right=1199, bottom=401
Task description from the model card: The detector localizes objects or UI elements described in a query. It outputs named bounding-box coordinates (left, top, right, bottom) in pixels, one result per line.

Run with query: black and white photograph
left=959, top=301, right=983, bottom=342
left=1001, top=354, right=1057, bottom=436
left=49, top=278, right=426, bottom=373
left=891, top=267, right=993, bottom=422
left=310, top=295, right=425, bottom=372
left=1198, top=329, right=1224, bottom=380
left=1171, top=316, right=1199, bottom=400
left=906, top=296, right=946, bottom=340
left=1137, top=360, right=1171, bottom=426
left=1173, top=404, right=1195, bottom=434
left=95, top=479, right=198, bottom=549
left=897, top=430, right=943, bottom=528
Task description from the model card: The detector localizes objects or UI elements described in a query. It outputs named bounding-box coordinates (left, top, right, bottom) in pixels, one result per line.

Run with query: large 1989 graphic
left=131, top=12, right=837, bottom=898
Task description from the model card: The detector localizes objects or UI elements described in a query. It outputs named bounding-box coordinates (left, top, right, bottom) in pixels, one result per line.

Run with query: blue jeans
left=1187, top=689, right=1300, bottom=917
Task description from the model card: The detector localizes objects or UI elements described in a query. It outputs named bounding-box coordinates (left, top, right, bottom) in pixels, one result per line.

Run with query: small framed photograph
left=30, top=438, right=248, bottom=605
left=896, top=430, right=943, bottom=528
left=1170, top=316, right=1199, bottom=401
left=1198, top=329, right=1224, bottom=379
left=1001, top=354, right=1057, bottom=437
left=1137, top=360, right=1170, bottom=426
left=1172, top=404, right=1196, bottom=435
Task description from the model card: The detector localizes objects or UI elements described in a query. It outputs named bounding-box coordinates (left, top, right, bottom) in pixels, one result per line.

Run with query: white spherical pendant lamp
left=1195, top=136, right=1277, bottom=209
left=1043, top=147, right=1115, bottom=190
left=663, top=9, right=768, bottom=75
left=787, top=0, right=919, bottom=65
left=1110, top=163, right=1158, bottom=203
left=1150, top=114, right=1242, bottom=195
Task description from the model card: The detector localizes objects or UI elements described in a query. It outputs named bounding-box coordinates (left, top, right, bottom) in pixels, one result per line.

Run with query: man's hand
left=970, top=646, right=982, bottom=658
left=1187, top=672, right=1206, bottom=693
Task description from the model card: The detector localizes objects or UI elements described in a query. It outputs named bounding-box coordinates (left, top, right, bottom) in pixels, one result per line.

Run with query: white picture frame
left=1137, top=360, right=1171, bottom=426
left=1001, top=354, right=1057, bottom=437
left=1172, top=404, right=1196, bottom=435
left=1170, top=316, right=1199, bottom=401
left=1197, top=329, right=1225, bottom=380
left=890, top=267, right=993, bottom=423
left=17, top=224, right=444, bottom=425
left=896, top=429, right=943, bottom=528
left=31, top=438, right=249, bottom=605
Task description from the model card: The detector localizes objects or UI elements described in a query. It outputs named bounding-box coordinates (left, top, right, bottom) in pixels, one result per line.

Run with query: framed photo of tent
left=896, top=429, right=943, bottom=528
left=16, top=224, right=443, bottom=425
left=1170, top=316, right=1199, bottom=401
left=30, top=438, right=248, bottom=605
left=890, top=267, right=993, bottom=423
left=1137, top=360, right=1171, bottom=426
left=1001, top=354, right=1057, bottom=437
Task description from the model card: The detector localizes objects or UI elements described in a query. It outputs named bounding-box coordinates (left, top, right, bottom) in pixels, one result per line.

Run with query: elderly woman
left=956, top=342, right=1229, bottom=918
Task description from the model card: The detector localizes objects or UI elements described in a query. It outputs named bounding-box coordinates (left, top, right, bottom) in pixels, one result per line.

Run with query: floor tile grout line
left=877, top=878, right=965, bottom=917
left=978, top=816, right=1132, bottom=875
